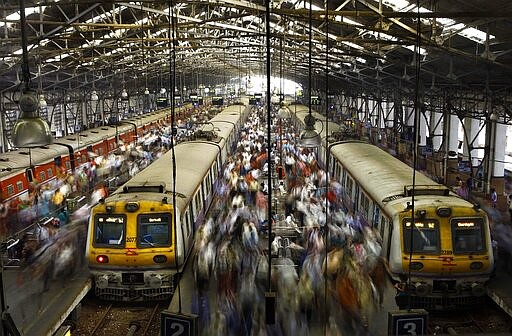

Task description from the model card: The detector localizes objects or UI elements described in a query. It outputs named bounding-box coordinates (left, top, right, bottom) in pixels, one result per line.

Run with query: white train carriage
left=329, top=140, right=494, bottom=308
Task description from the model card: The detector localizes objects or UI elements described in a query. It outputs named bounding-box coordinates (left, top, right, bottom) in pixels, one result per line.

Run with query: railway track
left=428, top=297, right=512, bottom=334
left=71, top=295, right=167, bottom=336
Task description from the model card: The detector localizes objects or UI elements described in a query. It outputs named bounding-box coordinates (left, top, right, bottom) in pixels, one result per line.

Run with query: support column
left=426, top=110, right=443, bottom=178
left=489, top=117, right=506, bottom=198
left=462, top=117, right=481, bottom=167
left=381, top=99, right=393, bottom=149
left=445, top=113, right=460, bottom=186
left=401, top=104, right=415, bottom=163
left=418, top=109, right=427, bottom=146
left=431, top=110, right=443, bottom=151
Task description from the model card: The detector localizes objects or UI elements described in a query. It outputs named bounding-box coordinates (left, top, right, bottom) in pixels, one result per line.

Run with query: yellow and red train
left=85, top=103, right=248, bottom=301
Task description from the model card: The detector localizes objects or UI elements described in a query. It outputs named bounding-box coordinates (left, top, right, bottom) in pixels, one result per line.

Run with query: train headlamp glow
left=148, top=274, right=163, bottom=288
left=96, top=275, right=109, bottom=289
left=125, top=202, right=139, bottom=212
left=96, top=255, right=109, bottom=263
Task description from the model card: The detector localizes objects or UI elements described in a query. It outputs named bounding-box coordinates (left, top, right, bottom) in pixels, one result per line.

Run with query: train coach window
left=335, top=163, right=341, bottom=180
left=451, top=219, right=485, bottom=254
left=360, top=193, right=370, bottom=220
left=39, top=171, right=46, bottom=181
left=16, top=181, right=23, bottom=193
left=137, top=213, right=171, bottom=247
left=194, top=193, right=201, bottom=214
left=94, top=214, right=126, bottom=247
left=47, top=168, right=53, bottom=178
left=7, top=184, right=14, bottom=196
left=346, top=177, right=354, bottom=199
left=403, top=219, right=440, bottom=253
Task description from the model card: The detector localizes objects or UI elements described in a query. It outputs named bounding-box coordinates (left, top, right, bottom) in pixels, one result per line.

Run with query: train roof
left=112, top=140, right=221, bottom=213
left=209, top=105, right=245, bottom=139
left=0, top=108, right=172, bottom=180
left=0, top=145, right=68, bottom=180
left=329, top=141, right=473, bottom=209
left=110, top=104, right=245, bottom=213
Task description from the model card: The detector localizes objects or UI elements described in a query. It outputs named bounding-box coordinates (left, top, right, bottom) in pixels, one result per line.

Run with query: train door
left=200, top=182, right=206, bottom=211
left=380, top=215, right=392, bottom=258
left=359, top=192, right=370, bottom=224
left=188, top=203, right=195, bottom=230
left=354, top=184, right=360, bottom=213
left=184, top=209, right=191, bottom=238
left=333, top=161, right=340, bottom=181
left=373, top=206, right=380, bottom=230
left=205, top=172, right=211, bottom=197
left=193, top=192, right=201, bottom=219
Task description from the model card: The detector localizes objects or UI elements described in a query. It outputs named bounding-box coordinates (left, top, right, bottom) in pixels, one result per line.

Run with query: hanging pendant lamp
left=13, top=0, right=52, bottom=148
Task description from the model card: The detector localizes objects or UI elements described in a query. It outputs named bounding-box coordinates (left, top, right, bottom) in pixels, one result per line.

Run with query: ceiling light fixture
left=446, top=57, right=457, bottom=80
left=298, top=0, right=321, bottom=148
left=13, top=0, right=53, bottom=148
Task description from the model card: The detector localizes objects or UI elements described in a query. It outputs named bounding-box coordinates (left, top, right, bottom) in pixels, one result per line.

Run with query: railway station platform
left=167, top=231, right=396, bottom=336
left=3, top=264, right=90, bottom=336
left=474, top=193, right=512, bottom=322
left=165, top=186, right=512, bottom=335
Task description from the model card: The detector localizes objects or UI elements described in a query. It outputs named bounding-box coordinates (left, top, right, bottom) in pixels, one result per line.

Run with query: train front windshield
left=451, top=218, right=485, bottom=254
left=138, top=213, right=172, bottom=247
left=403, top=219, right=440, bottom=253
left=94, top=214, right=126, bottom=247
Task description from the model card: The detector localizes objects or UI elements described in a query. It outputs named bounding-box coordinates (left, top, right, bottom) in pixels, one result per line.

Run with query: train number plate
left=122, top=273, right=144, bottom=285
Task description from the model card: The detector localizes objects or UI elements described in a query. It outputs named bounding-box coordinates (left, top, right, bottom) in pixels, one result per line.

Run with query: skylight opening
left=13, top=45, right=34, bottom=55
left=1, top=6, right=46, bottom=27
left=86, top=9, right=116, bottom=24
left=342, top=41, right=364, bottom=50
left=404, top=45, right=427, bottom=55
left=134, top=17, right=150, bottom=26
left=335, top=16, right=363, bottom=27
left=374, top=0, right=493, bottom=44
left=295, top=1, right=322, bottom=11
left=46, top=52, right=70, bottom=63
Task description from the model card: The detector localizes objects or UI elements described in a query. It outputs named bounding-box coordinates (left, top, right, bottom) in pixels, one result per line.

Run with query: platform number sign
left=388, top=309, right=428, bottom=336
left=160, top=311, right=198, bottom=336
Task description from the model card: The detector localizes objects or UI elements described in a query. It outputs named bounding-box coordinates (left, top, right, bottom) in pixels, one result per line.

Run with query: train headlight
left=471, top=282, right=486, bottom=297
left=414, top=282, right=431, bottom=296
left=96, top=255, right=109, bottom=263
left=96, top=275, right=109, bottom=289
left=148, top=274, right=163, bottom=288
left=409, top=262, right=424, bottom=271
left=470, top=262, right=483, bottom=270
left=153, top=255, right=167, bottom=263
left=436, top=207, right=451, bottom=217
left=125, top=202, right=139, bottom=212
